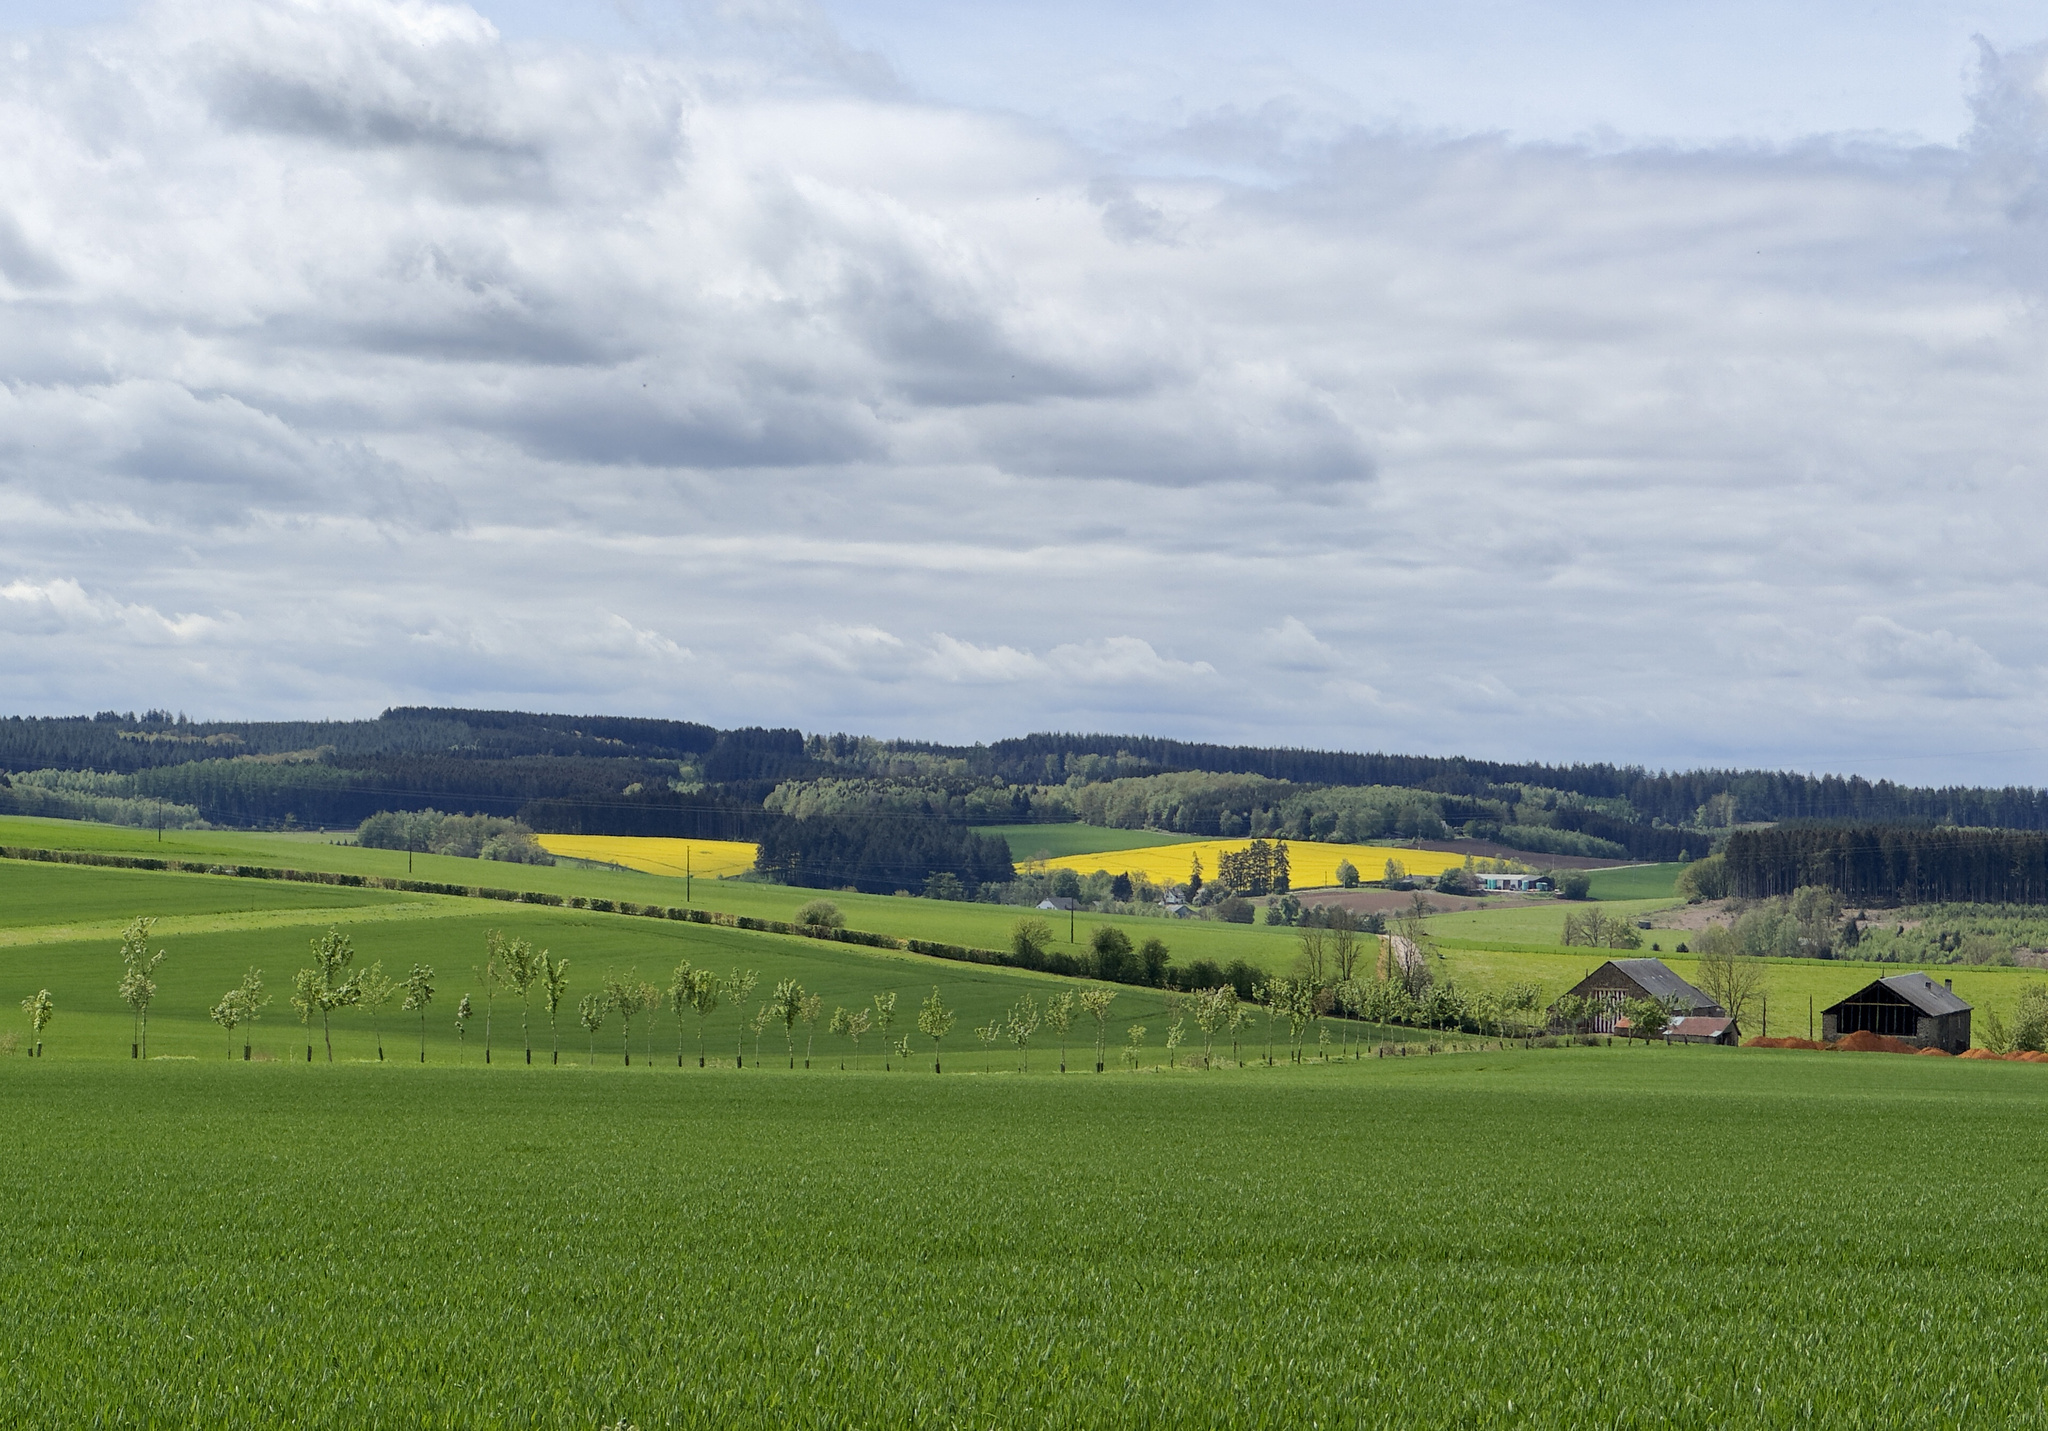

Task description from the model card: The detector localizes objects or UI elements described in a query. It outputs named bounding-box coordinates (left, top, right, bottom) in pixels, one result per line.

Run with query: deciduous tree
left=578, top=992, right=606, bottom=1066
left=20, top=989, right=51, bottom=1058
left=799, top=991, right=823, bottom=1068
left=306, top=927, right=361, bottom=1063
left=1005, top=994, right=1040, bottom=1072
left=771, top=979, right=804, bottom=1068
left=117, top=917, right=167, bottom=1060
left=357, top=962, right=395, bottom=1062
left=728, top=969, right=758, bottom=1067
left=686, top=967, right=721, bottom=1067
left=917, top=986, right=953, bottom=1073
left=402, top=964, right=436, bottom=1062
left=499, top=937, right=543, bottom=1065
left=539, top=952, right=569, bottom=1065
left=1079, top=987, right=1116, bottom=1071
left=872, top=991, right=898, bottom=1069
left=1044, top=991, right=1074, bottom=1072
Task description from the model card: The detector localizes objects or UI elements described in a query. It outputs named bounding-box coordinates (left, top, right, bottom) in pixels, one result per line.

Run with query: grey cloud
left=0, top=213, right=65, bottom=290
left=10, top=4, right=2048, bottom=780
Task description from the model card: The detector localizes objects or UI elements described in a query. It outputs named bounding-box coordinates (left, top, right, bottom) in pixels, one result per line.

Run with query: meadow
left=976, top=822, right=1203, bottom=861
left=5, top=1050, right=2048, bottom=1426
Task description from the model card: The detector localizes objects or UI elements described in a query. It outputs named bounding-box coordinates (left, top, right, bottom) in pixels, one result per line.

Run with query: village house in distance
left=1821, top=974, right=1972, bottom=1054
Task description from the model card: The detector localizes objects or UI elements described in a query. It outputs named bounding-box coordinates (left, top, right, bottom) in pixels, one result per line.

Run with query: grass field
left=1584, top=862, right=1683, bottom=900
left=0, top=815, right=1323, bottom=976
left=975, top=822, right=1203, bottom=862
left=1042, top=837, right=1467, bottom=885
left=5, top=1049, right=2048, bottom=1426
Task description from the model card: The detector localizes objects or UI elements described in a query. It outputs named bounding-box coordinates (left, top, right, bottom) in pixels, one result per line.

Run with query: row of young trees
left=84, top=911, right=1557, bottom=1069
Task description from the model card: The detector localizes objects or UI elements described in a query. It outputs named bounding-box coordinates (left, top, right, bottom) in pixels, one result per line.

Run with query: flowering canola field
left=534, top=835, right=759, bottom=879
left=1040, top=839, right=1466, bottom=887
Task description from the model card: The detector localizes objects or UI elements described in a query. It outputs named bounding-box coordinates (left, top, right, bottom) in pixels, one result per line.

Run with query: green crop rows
left=4, top=1051, right=2048, bottom=1427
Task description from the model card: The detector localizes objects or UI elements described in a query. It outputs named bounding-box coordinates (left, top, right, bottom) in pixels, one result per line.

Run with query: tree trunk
left=322, top=1010, right=334, bottom=1063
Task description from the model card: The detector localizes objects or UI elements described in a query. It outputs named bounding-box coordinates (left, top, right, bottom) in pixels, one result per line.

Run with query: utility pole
left=686, top=847, right=692, bottom=904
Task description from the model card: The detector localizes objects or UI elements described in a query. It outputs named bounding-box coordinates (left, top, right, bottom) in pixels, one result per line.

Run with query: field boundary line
left=0, top=900, right=469, bottom=949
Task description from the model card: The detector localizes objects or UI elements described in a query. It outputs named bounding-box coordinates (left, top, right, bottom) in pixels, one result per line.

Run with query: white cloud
left=5, top=2, right=2048, bottom=779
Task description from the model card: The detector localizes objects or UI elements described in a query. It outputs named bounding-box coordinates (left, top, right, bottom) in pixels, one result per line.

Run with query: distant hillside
left=1, top=710, right=2045, bottom=868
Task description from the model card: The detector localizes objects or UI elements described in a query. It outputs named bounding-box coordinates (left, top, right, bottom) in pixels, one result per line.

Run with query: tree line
left=1723, top=825, right=2048, bottom=905
left=752, top=815, right=1014, bottom=895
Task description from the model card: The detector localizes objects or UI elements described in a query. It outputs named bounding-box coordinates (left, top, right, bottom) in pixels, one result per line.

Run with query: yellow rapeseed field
left=1039, top=839, right=1466, bottom=888
left=534, top=835, right=759, bottom=880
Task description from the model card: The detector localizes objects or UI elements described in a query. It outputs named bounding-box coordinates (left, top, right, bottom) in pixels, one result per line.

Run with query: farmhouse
left=1036, top=897, right=1079, bottom=912
left=1820, top=974, right=1971, bottom=1053
left=1552, top=957, right=1721, bottom=1034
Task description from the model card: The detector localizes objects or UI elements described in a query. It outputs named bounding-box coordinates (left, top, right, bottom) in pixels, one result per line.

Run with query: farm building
left=1035, top=897, right=1079, bottom=912
left=1477, top=872, right=1553, bottom=892
left=1820, top=974, right=1971, bottom=1053
left=1663, top=1016, right=1739, bottom=1046
left=1551, top=957, right=1721, bottom=1034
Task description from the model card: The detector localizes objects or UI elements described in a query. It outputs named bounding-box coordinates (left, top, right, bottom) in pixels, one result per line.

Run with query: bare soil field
left=1289, top=887, right=1548, bottom=915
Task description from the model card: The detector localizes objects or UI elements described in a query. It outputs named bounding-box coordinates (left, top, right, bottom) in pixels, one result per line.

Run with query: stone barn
left=1821, top=974, right=1971, bottom=1053
left=1551, top=957, right=1721, bottom=1034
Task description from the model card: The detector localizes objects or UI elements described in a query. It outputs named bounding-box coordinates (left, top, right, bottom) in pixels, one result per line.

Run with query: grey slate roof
left=1825, top=972, right=1972, bottom=1018
left=1609, top=957, right=1716, bottom=1010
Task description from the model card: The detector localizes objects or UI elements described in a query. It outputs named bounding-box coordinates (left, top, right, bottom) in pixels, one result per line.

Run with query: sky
left=4, top=0, right=2048, bottom=783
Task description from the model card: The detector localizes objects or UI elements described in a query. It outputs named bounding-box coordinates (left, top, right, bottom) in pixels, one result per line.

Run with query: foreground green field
left=4, top=1050, right=2047, bottom=1427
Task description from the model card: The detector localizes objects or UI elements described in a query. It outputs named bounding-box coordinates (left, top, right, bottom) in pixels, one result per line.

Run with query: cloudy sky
left=5, top=0, right=2048, bottom=783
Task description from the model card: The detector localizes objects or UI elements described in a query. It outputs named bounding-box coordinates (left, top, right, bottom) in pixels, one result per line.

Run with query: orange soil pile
left=1742, top=1036, right=1827, bottom=1050
left=1831, top=1030, right=1921, bottom=1055
left=1917, top=1046, right=1952, bottom=1057
left=1960, top=1048, right=2001, bottom=1059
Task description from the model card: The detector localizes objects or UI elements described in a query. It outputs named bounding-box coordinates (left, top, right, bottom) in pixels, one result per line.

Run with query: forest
left=9, top=709, right=2048, bottom=884
left=1723, top=825, right=2048, bottom=906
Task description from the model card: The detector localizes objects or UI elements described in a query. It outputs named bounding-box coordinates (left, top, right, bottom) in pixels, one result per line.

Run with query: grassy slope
left=1426, top=897, right=1680, bottom=945
left=1584, top=861, right=1683, bottom=899
left=974, top=823, right=1202, bottom=861
left=0, top=856, right=406, bottom=929
left=5, top=1051, right=2048, bottom=1426
left=0, top=815, right=1313, bottom=972
left=0, top=858, right=1435, bottom=1063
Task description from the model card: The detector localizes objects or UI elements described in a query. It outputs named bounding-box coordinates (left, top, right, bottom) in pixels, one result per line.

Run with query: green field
left=1428, top=896, right=1680, bottom=946
left=6, top=1050, right=2048, bottom=1425
left=974, top=822, right=1203, bottom=862
left=0, top=815, right=1316, bottom=975
left=1584, top=861, right=1683, bottom=900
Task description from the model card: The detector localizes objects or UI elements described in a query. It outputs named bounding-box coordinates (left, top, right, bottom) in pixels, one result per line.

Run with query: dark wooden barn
left=1820, top=974, right=1971, bottom=1053
left=1550, top=957, right=1722, bottom=1034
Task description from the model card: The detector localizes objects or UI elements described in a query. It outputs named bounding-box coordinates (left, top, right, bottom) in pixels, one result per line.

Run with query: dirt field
left=1287, top=888, right=1548, bottom=916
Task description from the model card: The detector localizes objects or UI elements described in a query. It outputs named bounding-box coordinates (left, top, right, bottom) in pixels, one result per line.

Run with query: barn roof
left=1609, top=958, right=1715, bottom=1008
left=1824, top=973, right=1971, bottom=1018
left=1666, top=1016, right=1736, bottom=1038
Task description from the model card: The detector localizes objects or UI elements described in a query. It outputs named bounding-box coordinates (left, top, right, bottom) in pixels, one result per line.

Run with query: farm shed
left=1478, top=872, right=1553, bottom=892
left=1036, top=897, right=1079, bottom=911
left=1551, top=958, right=1721, bottom=1034
left=1663, top=1016, right=1739, bottom=1046
left=1820, top=974, right=1971, bottom=1053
